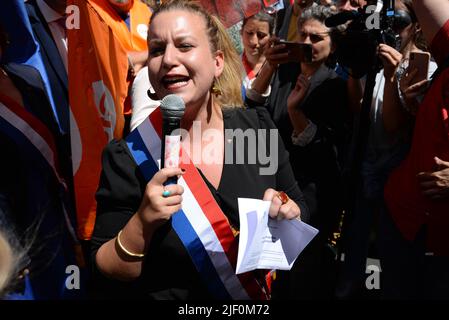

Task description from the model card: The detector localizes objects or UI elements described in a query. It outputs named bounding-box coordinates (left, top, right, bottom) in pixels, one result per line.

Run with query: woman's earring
left=211, top=82, right=222, bottom=96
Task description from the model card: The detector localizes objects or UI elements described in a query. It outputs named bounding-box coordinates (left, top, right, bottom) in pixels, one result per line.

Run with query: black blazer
left=4, top=62, right=77, bottom=222
left=0, top=63, right=79, bottom=299
left=4, top=63, right=60, bottom=134
left=25, top=0, right=69, bottom=134
left=1, top=63, right=62, bottom=226
left=246, top=64, right=351, bottom=238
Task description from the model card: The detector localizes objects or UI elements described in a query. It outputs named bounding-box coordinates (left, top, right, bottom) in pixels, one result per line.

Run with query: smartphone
left=408, top=51, right=430, bottom=85
left=279, top=40, right=313, bottom=63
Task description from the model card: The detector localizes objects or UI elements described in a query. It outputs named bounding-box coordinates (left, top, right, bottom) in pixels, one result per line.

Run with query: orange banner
left=68, top=0, right=128, bottom=239
left=89, top=0, right=151, bottom=52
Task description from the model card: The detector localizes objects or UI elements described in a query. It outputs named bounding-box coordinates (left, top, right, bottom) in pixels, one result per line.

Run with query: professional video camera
left=325, top=0, right=400, bottom=78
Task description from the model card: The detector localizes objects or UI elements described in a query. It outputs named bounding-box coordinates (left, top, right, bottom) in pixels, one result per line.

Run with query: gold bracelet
left=115, top=230, right=145, bottom=259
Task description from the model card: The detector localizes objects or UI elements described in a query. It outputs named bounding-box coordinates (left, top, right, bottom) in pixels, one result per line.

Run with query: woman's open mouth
left=162, top=75, right=190, bottom=90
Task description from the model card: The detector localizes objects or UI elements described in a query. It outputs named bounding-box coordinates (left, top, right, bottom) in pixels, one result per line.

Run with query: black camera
left=326, top=0, right=401, bottom=78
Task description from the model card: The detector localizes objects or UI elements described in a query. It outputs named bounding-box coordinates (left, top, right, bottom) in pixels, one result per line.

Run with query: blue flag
left=0, top=0, right=63, bottom=133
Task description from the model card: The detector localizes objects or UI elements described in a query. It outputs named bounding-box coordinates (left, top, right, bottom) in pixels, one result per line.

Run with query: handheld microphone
left=325, top=10, right=360, bottom=28
left=160, top=94, right=185, bottom=184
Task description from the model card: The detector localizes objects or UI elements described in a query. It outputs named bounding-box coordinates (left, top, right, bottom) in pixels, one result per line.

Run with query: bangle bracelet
left=116, top=230, right=145, bottom=259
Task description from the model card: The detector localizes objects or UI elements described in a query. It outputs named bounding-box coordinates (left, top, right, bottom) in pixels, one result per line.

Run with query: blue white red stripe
left=0, top=95, right=78, bottom=248
left=125, top=108, right=267, bottom=300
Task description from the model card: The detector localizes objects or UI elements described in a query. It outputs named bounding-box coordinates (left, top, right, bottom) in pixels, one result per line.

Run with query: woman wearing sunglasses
left=246, top=5, right=351, bottom=299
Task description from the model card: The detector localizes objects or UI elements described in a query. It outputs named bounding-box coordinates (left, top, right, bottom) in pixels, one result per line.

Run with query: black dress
left=246, top=64, right=351, bottom=299
left=90, top=106, right=309, bottom=300
left=248, top=64, right=350, bottom=241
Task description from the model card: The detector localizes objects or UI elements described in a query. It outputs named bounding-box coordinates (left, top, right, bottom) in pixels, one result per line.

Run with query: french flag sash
left=0, top=93, right=86, bottom=298
left=0, top=94, right=79, bottom=259
left=125, top=108, right=268, bottom=300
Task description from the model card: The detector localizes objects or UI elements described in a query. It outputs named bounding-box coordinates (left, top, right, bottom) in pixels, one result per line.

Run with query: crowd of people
left=0, top=0, right=448, bottom=300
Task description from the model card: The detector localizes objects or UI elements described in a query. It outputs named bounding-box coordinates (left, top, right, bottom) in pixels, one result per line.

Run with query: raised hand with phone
left=398, top=51, right=431, bottom=115
left=380, top=0, right=437, bottom=132
left=257, top=36, right=313, bottom=70
left=264, top=36, right=292, bottom=68
left=246, top=5, right=354, bottom=300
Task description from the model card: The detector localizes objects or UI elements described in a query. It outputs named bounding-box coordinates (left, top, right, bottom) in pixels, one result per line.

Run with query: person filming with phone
left=336, top=0, right=438, bottom=298
left=246, top=5, right=352, bottom=299
left=381, top=1, right=437, bottom=129
left=378, top=0, right=449, bottom=299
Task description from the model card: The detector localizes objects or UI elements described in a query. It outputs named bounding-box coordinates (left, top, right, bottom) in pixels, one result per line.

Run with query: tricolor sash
left=0, top=94, right=83, bottom=298
left=0, top=94, right=79, bottom=247
left=125, top=108, right=268, bottom=300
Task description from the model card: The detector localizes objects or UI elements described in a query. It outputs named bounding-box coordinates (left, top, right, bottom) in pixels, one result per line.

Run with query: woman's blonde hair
left=150, top=0, right=244, bottom=107
left=0, top=230, right=17, bottom=297
left=0, top=222, right=29, bottom=298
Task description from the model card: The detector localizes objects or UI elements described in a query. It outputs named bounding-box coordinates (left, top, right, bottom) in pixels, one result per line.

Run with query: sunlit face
left=147, top=10, right=224, bottom=109
left=297, top=19, right=332, bottom=65
left=241, top=17, right=270, bottom=58
left=336, top=0, right=367, bottom=11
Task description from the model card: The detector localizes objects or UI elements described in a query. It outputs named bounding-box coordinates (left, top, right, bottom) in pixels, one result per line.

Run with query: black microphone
left=325, top=10, right=360, bottom=28
left=160, top=94, right=185, bottom=184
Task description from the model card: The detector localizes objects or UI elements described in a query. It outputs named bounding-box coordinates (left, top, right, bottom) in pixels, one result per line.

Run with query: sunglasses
left=298, top=31, right=330, bottom=43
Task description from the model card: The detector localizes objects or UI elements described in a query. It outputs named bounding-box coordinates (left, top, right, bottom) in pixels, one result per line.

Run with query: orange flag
left=88, top=0, right=151, bottom=52
left=87, top=0, right=152, bottom=115
left=68, top=0, right=128, bottom=240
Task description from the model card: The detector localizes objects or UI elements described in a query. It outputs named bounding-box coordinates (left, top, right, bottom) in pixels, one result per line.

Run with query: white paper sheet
left=236, top=198, right=319, bottom=274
